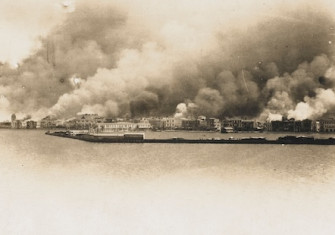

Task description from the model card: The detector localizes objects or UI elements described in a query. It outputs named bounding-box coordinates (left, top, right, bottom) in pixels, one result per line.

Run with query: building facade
left=319, top=119, right=335, bottom=132
left=148, top=118, right=164, bottom=130
left=97, top=122, right=138, bottom=132
left=40, top=116, right=57, bottom=129
left=271, top=119, right=312, bottom=132
left=76, top=114, right=105, bottom=129
left=240, top=120, right=256, bottom=131
left=162, top=118, right=182, bottom=129
left=181, top=119, right=198, bottom=130
left=137, top=119, right=152, bottom=130
left=0, top=121, right=11, bottom=128
left=207, top=118, right=221, bottom=131
left=26, top=120, right=37, bottom=129
left=222, top=119, right=242, bottom=132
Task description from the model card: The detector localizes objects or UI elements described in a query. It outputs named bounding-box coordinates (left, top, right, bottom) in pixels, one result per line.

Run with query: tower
left=11, top=113, right=16, bottom=128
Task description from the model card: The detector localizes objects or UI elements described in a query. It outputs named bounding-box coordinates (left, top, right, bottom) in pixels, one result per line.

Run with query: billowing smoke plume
left=174, top=102, right=197, bottom=119
left=1, top=1, right=335, bottom=121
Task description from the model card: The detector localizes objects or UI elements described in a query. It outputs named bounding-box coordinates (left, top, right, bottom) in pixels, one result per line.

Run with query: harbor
left=2, top=128, right=335, bottom=235
left=46, top=130, right=335, bottom=145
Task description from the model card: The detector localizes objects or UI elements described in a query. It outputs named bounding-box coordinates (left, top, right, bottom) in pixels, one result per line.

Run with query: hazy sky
left=0, top=0, right=66, bottom=64
left=2, top=0, right=335, bottom=121
left=1, top=0, right=330, bottom=65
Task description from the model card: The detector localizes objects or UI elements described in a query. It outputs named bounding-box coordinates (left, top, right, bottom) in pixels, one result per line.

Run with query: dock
left=45, top=131, right=335, bottom=145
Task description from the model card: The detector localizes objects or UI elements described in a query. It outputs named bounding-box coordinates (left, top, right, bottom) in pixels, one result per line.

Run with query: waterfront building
left=270, top=120, right=282, bottom=132
left=240, top=120, right=256, bottom=131
left=271, top=119, right=294, bottom=132
left=222, top=119, right=261, bottom=132
left=63, top=114, right=105, bottom=129
left=104, top=118, right=115, bottom=123
left=319, top=119, right=335, bottom=132
left=76, top=114, right=105, bottom=129
left=21, top=120, right=37, bottom=129
left=0, top=121, right=11, bottom=128
left=181, top=119, right=198, bottom=130
left=207, top=118, right=221, bottom=131
left=26, top=120, right=37, bottom=129
left=137, top=119, right=152, bottom=130
left=10, top=114, right=23, bottom=129
left=40, top=116, right=57, bottom=129
left=97, top=122, right=138, bottom=132
left=147, top=118, right=164, bottom=130
left=264, top=122, right=272, bottom=131
left=197, top=116, right=207, bottom=129
left=294, top=119, right=312, bottom=132
left=255, top=122, right=264, bottom=131
left=10, top=113, right=22, bottom=129
left=64, top=118, right=77, bottom=129
left=162, top=117, right=182, bottom=130
left=222, top=119, right=242, bottom=132
left=271, top=118, right=312, bottom=132
left=11, top=120, right=22, bottom=129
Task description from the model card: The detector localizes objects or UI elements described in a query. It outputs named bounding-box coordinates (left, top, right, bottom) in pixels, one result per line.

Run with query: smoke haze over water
left=1, top=0, right=335, bottom=120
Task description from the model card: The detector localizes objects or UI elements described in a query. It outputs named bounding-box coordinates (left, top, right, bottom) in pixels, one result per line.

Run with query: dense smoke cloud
left=174, top=102, right=197, bottom=119
left=1, top=0, right=335, bottom=121
left=288, top=89, right=335, bottom=120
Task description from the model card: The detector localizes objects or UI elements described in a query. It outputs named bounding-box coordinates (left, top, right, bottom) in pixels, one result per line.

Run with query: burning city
left=2, top=113, right=335, bottom=134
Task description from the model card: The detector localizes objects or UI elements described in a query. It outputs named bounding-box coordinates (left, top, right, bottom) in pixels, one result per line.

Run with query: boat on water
left=45, top=131, right=335, bottom=145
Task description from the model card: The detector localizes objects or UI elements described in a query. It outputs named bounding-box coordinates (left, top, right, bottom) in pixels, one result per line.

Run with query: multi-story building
left=294, top=119, right=312, bottom=132
left=162, top=117, right=182, bottom=129
left=271, top=119, right=312, bottom=132
left=222, top=119, right=242, bottom=132
left=271, top=119, right=293, bottom=132
left=26, top=120, right=37, bottom=129
left=64, top=118, right=77, bottom=129
left=197, top=116, right=207, bottom=129
left=22, top=120, right=37, bottom=129
left=137, top=119, right=152, bottom=130
left=181, top=119, right=198, bottom=130
left=11, top=114, right=22, bottom=129
left=319, top=119, right=335, bottom=132
left=40, top=116, right=57, bottom=129
left=0, top=121, right=11, bottom=128
left=76, top=114, right=105, bottom=129
left=240, top=120, right=256, bottom=131
left=222, top=119, right=261, bottom=132
left=207, top=118, right=221, bottom=131
left=263, top=122, right=272, bottom=131
left=147, top=118, right=164, bottom=130
left=97, top=122, right=138, bottom=132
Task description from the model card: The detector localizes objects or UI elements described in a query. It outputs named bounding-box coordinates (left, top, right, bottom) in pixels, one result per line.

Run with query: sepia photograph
left=1, top=0, right=335, bottom=234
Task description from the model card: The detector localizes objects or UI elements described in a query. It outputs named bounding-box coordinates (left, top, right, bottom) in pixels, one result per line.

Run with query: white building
left=208, top=118, right=221, bottom=131
left=97, top=122, right=138, bottom=132
left=137, top=119, right=152, bottom=130
left=162, top=117, right=182, bottom=129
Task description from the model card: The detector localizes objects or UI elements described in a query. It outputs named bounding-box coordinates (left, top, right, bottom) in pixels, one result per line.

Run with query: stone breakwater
left=46, top=131, right=335, bottom=145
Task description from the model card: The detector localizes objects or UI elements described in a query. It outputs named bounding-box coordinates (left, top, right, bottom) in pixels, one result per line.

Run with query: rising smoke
left=1, top=0, right=335, bottom=121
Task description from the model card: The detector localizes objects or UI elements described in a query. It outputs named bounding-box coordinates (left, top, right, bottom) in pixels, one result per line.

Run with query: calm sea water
left=1, top=129, right=335, bottom=234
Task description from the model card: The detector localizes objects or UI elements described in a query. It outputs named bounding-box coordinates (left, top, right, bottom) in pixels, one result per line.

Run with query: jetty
left=45, top=131, right=335, bottom=145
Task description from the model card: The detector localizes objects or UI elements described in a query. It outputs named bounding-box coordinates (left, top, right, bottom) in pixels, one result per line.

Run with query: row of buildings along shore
left=1, top=113, right=335, bottom=133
